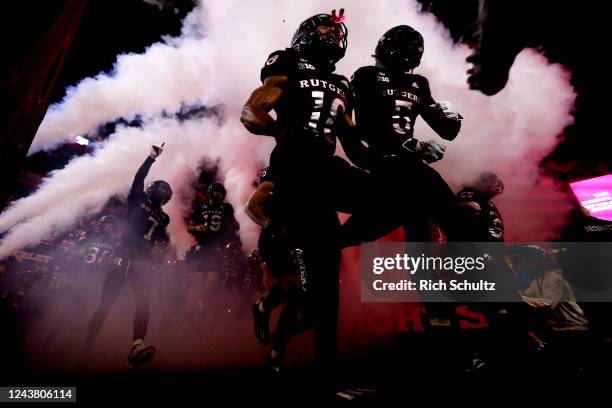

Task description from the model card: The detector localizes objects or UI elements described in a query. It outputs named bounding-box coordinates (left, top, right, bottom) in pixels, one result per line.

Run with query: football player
left=83, top=144, right=171, bottom=370
left=76, top=215, right=124, bottom=270
left=248, top=166, right=313, bottom=374
left=241, top=10, right=367, bottom=374
left=186, top=182, right=239, bottom=272
left=457, top=172, right=505, bottom=242
left=339, top=25, right=467, bottom=246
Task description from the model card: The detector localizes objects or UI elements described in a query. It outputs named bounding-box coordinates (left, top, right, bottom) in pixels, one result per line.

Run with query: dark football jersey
left=123, top=157, right=170, bottom=256
left=351, top=65, right=459, bottom=159
left=78, top=233, right=124, bottom=270
left=261, top=48, right=352, bottom=156
left=242, top=260, right=263, bottom=292
left=457, top=188, right=504, bottom=241
left=189, top=201, right=236, bottom=245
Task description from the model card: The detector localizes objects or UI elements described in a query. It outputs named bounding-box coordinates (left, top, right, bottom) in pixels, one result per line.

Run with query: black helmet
left=476, top=172, right=504, bottom=197
left=207, top=182, right=226, bottom=201
left=375, top=25, right=424, bottom=72
left=291, top=9, right=348, bottom=72
left=145, top=180, right=173, bottom=206
left=99, top=214, right=122, bottom=237
left=99, top=214, right=118, bottom=226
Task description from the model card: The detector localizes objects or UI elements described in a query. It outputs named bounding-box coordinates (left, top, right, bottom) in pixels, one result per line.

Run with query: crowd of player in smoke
left=0, top=150, right=265, bottom=369
left=1, top=7, right=612, bottom=387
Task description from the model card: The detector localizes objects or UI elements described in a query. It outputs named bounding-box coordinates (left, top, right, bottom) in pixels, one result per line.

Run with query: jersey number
left=203, top=214, right=222, bottom=232
left=308, top=91, right=345, bottom=139
left=392, top=99, right=413, bottom=135
left=84, top=247, right=115, bottom=265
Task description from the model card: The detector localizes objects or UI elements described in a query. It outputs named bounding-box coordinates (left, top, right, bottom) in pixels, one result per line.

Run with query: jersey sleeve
left=260, top=50, right=293, bottom=83
left=128, top=155, right=155, bottom=206
left=416, top=74, right=461, bottom=140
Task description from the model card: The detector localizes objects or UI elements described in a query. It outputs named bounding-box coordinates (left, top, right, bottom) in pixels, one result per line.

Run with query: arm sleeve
left=417, top=76, right=461, bottom=141
left=128, top=156, right=155, bottom=204
left=260, top=50, right=291, bottom=83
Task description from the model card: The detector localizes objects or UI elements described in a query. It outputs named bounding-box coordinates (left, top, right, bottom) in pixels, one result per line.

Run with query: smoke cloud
left=0, top=0, right=575, bottom=258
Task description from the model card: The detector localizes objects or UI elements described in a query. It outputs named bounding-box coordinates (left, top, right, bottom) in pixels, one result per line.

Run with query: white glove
left=149, top=142, right=165, bottom=159
left=416, top=139, right=446, bottom=163
left=432, top=101, right=462, bottom=121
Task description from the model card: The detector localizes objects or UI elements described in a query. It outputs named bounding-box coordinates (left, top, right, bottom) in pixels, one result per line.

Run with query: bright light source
left=570, top=174, right=612, bottom=221
left=74, top=136, right=90, bottom=146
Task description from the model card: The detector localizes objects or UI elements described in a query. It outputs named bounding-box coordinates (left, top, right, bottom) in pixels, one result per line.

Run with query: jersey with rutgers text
left=189, top=201, right=236, bottom=246
left=351, top=66, right=460, bottom=160
left=261, top=48, right=352, bottom=156
left=457, top=188, right=504, bottom=241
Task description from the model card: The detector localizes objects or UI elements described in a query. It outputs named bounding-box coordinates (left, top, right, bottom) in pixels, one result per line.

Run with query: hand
left=150, top=142, right=165, bottom=159
left=196, top=224, right=208, bottom=232
left=416, top=140, right=446, bottom=163
left=431, top=101, right=462, bottom=121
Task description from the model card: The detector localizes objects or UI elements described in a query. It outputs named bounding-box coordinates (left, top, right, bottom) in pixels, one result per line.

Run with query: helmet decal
left=331, top=8, right=345, bottom=24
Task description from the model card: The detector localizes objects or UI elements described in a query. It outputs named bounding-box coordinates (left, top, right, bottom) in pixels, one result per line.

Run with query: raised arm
left=129, top=144, right=163, bottom=202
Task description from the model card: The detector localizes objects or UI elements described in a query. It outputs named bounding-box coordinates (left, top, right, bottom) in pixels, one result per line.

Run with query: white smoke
left=0, top=0, right=575, bottom=257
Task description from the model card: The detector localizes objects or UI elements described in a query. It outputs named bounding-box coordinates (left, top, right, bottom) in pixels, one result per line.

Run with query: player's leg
left=253, top=283, right=286, bottom=346
left=126, top=261, right=155, bottom=369
left=268, top=282, right=310, bottom=372
left=329, top=156, right=371, bottom=214
left=414, top=162, right=468, bottom=241
left=309, top=243, right=342, bottom=373
left=293, top=204, right=343, bottom=374
left=401, top=212, right=433, bottom=242
left=253, top=223, right=297, bottom=344
left=336, top=161, right=404, bottom=247
left=268, top=143, right=343, bottom=371
left=84, top=266, right=126, bottom=347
